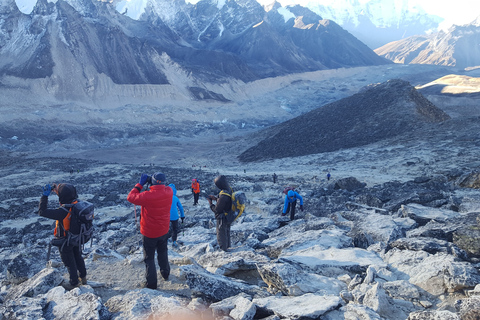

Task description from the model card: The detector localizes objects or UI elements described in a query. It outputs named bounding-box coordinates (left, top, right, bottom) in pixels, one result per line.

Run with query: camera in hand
left=146, top=175, right=153, bottom=185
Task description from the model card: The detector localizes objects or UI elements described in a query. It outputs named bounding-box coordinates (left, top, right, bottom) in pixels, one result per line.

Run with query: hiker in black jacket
left=207, top=175, right=232, bottom=251
left=38, top=183, right=87, bottom=290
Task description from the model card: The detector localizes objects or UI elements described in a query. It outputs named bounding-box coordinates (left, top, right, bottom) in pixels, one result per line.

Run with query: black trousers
left=216, top=218, right=231, bottom=251
left=142, top=234, right=170, bottom=289
left=193, top=193, right=199, bottom=205
left=60, top=244, right=86, bottom=286
left=169, top=219, right=180, bottom=242
left=286, top=200, right=297, bottom=221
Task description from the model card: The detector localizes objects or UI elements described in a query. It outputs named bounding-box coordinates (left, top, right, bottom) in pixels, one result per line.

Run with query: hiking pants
left=142, top=234, right=170, bottom=289
left=60, top=244, right=86, bottom=286
left=169, top=219, right=180, bottom=242
left=193, top=193, right=199, bottom=205
left=287, top=200, right=297, bottom=221
left=216, top=217, right=231, bottom=251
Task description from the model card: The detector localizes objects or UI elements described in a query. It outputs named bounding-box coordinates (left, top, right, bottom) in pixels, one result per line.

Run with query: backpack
left=220, top=190, right=247, bottom=224
left=283, top=186, right=295, bottom=195
left=60, top=200, right=95, bottom=248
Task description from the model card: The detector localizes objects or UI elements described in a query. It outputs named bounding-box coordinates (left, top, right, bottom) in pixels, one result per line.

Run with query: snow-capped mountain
left=293, top=0, right=443, bottom=49
left=375, top=18, right=480, bottom=69
left=0, top=0, right=388, bottom=97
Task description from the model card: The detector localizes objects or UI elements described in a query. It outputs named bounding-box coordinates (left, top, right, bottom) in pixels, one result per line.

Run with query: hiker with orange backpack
left=191, top=178, right=200, bottom=205
left=38, top=183, right=87, bottom=290
left=207, top=175, right=232, bottom=251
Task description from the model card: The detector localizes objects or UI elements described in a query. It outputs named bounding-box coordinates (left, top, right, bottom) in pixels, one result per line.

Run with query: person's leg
left=171, top=220, right=179, bottom=242
left=290, top=200, right=297, bottom=220
left=72, top=245, right=87, bottom=281
left=227, top=223, right=231, bottom=248
left=194, top=193, right=199, bottom=205
left=142, top=235, right=158, bottom=289
left=156, top=233, right=170, bottom=280
left=217, top=218, right=228, bottom=251
left=60, top=245, right=79, bottom=286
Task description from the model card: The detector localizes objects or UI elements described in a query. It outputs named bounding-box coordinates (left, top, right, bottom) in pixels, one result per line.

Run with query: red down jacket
left=127, top=184, right=173, bottom=238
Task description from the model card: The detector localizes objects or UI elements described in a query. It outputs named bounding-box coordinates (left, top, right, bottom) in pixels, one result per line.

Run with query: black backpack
left=63, top=200, right=94, bottom=248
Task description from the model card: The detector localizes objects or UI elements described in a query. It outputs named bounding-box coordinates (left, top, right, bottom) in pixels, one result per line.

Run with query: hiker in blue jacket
left=282, top=189, right=304, bottom=220
left=168, top=184, right=185, bottom=247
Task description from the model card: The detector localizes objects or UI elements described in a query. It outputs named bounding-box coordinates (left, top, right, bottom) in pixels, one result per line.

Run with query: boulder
left=196, top=250, right=270, bottom=276
left=6, top=250, right=47, bottom=284
left=389, top=237, right=468, bottom=260
left=253, top=293, right=342, bottom=319
left=182, top=264, right=266, bottom=302
left=399, top=204, right=460, bottom=225
left=334, top=177, right=366, bottom=191
left=279, top=246, right=386, bottom=277
left=44, top=286, right=110, bottom=320
left=407, top=310, right=460, bottom=319
left=256, top=262, right=346, bottom=296
left=5, top=267, right=63, bottom=301
left=457, top=171, right=480, bottom=189
left=0, top=296, right=47, bottom=320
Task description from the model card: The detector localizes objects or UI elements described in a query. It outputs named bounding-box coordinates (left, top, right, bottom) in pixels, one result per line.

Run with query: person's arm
left=178, top=200, right=185, bottom=218
left=38, top=186, right=69, bottom=220
left=297, top=193, right=304, bottom=206
left=283, top=195, right=289, bottom=214
left=127, top=174, right=149, bottom=206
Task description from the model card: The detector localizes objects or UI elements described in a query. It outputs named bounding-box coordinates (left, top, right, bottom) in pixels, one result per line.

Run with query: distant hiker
left=207, top=175, right=232, bottom=251
left=327, top=172, right=331, bottom=181
left=38, top=183, right=87, bottom=290
left=191, top=178, right=200, bottom=205
left=168, top=183, right=185, bottom=247
left=127, top=172, right=173, bottom=289
left=273, top=173, right=277, bottom=184
left=282, top=189, right=304, bottom=221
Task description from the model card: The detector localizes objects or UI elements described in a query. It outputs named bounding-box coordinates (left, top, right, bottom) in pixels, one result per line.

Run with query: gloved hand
left=181, top=217, right=185, bottom=223
left=42, top=184, right=52, bottom=197
left=139, top=173, right=149, bottom=186
left=300, top=205, right=304, bottom=211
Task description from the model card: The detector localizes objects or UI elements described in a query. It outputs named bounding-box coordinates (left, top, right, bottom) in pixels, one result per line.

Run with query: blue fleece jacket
left=283, top=191, right=303, bottom=214
left=168, top=184, right=185, bottom=221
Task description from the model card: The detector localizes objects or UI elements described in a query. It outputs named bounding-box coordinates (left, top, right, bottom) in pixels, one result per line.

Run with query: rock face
left=375, top=22, right=480, bottom=69
left=238, top=79, right=450, bottom=162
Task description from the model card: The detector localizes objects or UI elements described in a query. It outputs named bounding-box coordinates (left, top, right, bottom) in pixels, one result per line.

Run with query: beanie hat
left=287, top=190, right=295, bottom=198
left=152, top=172, right=166, bottom=185
left=57, top=183, right=78, bottom=204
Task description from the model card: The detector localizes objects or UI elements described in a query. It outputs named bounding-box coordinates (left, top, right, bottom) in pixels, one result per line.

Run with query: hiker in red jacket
left=127, top=172, right=173, bottom=289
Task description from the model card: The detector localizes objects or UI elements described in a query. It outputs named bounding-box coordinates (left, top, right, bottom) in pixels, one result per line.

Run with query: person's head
left=56, top=183, right=78, bottom=204
left=214, top=175, right=230, bottom=191
left=168, top=183, right=177, bottom=195
left=192, top=178, right=197, bottom=183
left=287, top=190, right=295, bottom=199
left=151, top=172, right=166, bottom=185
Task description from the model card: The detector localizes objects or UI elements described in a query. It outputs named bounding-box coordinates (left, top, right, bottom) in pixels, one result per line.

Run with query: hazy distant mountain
left=238, top=79, right=450, bottom=162
left=374, top=19, right=480, bottom=69
left=0, top=0, right=389, bottom=92
left=299, top=0, right=443, bottom=49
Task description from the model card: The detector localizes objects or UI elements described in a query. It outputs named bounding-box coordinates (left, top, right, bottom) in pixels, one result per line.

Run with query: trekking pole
left=46, top=242, right=52, bottom=264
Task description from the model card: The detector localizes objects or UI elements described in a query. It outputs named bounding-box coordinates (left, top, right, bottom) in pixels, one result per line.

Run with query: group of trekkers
left=37, top=172, right=307, bottom=291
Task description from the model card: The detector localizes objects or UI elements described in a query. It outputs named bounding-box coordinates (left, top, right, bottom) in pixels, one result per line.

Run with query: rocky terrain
left=1, top=65, right=480, bottom=318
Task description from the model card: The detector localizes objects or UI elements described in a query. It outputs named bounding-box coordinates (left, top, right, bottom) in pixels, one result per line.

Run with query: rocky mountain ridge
left=0, top=0, right=388, bottom=95
left=375, top=22, right=480, bottom=69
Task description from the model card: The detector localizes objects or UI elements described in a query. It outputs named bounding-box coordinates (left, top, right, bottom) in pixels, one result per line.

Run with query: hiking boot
left=140, top=281, right=157, bottom=289
left=61, top=281, right=79, bottom=291
left=79, top=277, right=87, bottom=285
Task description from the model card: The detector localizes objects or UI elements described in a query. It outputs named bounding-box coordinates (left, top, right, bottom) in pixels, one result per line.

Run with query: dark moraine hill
left=238, top=79, right=450, bottom=162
